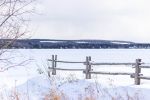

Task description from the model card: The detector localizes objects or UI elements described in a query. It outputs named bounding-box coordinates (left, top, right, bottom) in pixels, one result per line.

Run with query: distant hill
left=0, top=39, right=150, bottom=49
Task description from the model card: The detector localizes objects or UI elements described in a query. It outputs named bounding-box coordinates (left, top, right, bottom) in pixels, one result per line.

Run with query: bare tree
left=0, top=0, right=35, bottom=47
left=0, top=0, right=36, bottom=71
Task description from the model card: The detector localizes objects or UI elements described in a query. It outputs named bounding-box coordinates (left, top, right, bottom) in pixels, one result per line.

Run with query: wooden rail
left=90, top=63, right=136, bottom=66
left=138, top=66, right=150, bottom=68
left=48, top=67, right=84, bottom=71
left=139, top=76, right=150, bottom=80
left=48, top=59, right=84, bottom=64
left=89, top=71, right=133, bottom=75
left=48, top=55, right=150, bottom=85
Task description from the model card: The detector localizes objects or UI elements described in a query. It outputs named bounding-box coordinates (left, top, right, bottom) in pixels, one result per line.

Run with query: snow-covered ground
left=1, top=49, right=150, bottom=100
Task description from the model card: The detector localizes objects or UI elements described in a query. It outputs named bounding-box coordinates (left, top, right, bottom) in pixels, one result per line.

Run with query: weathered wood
left=52, top=55, right=56, bottom=75
left=134, top=59, right=141, bottom=85
left=139, top=66, right=150, bottom=68
left=91, top=63, right=136, bottom=66
left=130, top=74, right=150, bottom=80
left=85, top=56, right=92, bottom=79
left=48, top=59, right=140, bottom=66
left=88, top=56, right=91, bottom=79
left=54, top=55, right=57, bottom=74
left=49, top=67, right=84, bottom=71
left=85, top=56, right=89, bottom=79
left=90, top=71, right=133, bottom=75
left=48, top=59, right=51, bottom=77
left=48, top=68, right=51, bottom=77
left=48, top=55, right=150, bottom=85
left=48, top=59, right=84, bottom=64
left=139, top=76, right=150, bottom=80
left=130, top=73, right=143, bottom=78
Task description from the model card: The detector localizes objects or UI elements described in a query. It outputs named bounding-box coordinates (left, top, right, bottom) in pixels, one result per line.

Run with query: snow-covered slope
left=0, top=49, right=150, bottom=100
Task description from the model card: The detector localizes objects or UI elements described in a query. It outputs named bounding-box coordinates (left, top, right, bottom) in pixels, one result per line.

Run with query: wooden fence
left=47, top=55, right=150, bottom=85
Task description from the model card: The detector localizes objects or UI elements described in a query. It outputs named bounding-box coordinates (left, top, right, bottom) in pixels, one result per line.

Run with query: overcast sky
left=30, top=0, right=150, bottom=43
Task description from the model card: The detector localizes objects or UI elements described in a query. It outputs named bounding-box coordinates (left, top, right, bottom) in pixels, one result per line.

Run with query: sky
left=30, top=0, right=150, bottom=43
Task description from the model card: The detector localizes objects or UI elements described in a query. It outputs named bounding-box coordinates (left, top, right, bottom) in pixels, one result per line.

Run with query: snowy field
left=1, top=49, right=150, bottom=100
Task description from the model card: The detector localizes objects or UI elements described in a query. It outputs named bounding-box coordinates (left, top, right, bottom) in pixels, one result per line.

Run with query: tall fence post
left=88, top=56, right=91, bottom=79
left=85, top=56, right=91, bottom=79
left=48, top=63, right=51, bottom=77
left=134, top=59, right=141, bottom=85
left=52, top=55, right=57, bottom=75
left=54, top=55, right=57, bottom=74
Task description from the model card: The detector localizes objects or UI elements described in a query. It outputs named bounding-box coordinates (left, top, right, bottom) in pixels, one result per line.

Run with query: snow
left=76, top=41, right=88, bottom=43
left=111, top=41, right=130, bottom=44
left=40, top=41, right=64, bottom=43
left=0, top=49, right=150, bottom=100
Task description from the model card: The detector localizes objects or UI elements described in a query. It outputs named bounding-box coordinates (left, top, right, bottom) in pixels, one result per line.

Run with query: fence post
left=54, top=55, right=57, bottom=74
left=85, top=56, right=91, bottom=79
left=48, top=63, right=51, bottom=77
left=134, top=59, right=141, bottom=85
left=54, top=54, right=57, bottom=65
left=88, top=56, right=91, bottom=79
left=52, top=55, right=56, bottom=75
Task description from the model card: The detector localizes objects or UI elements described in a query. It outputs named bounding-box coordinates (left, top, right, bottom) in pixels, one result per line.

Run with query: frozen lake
left=13, top=49, right=150, bottom=62
left=1, top=49, right=150, bottom=85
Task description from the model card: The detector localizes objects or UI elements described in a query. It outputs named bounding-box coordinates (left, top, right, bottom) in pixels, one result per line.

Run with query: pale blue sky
left=30, top=0, right=150, bottom=43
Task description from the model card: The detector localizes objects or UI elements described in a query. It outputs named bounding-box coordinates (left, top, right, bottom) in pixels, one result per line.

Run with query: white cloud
left=31, top=0, right=150, bottom=42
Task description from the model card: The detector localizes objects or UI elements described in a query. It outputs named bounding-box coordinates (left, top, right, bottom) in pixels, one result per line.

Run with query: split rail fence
left=48, top=55, right=150, bottom=85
